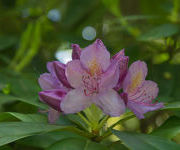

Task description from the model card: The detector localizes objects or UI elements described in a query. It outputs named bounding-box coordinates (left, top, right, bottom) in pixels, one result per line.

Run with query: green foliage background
left=0, top=0, right=180, bottom=149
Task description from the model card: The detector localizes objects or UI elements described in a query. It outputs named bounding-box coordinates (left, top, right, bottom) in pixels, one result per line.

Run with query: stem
left=77, top=112, right=92, bottom=127
left=95, top=113, right=135, bottom=141
left=10, top=22, right=33, bottom=68
left=15, top=19, right=42, bottom=72
left=97, top=115, right=109, bottom=130
left=109, top=114, right=135, bottom=129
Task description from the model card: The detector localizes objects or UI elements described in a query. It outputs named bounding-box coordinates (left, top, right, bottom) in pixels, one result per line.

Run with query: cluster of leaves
left=0, top=0, right=180, bottom=149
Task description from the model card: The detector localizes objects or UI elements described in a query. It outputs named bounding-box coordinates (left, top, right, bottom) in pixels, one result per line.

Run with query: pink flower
left=38, top=62, right=67, bottom=123
left=112, top=49, right=129, bottom=91
left=39, top=39, right=128, bottom=118
left=59, top=39, right=125, bottom=116
left=38, top=43, right=81, bottom=123
left=121, top=61, right=164, bottom=119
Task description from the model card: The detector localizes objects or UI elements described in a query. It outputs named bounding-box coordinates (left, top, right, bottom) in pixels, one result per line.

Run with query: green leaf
left=47, top=138, right=108, bottom=150
left=0, top=94, right=47, bottom=109
left=0, top=122, right=73, bottom=146
left=163, top=102, right=180, bottom=110
left=56, top=114, right=74, bottom=126
left=151, top=117, right=180, bottom=139
left=0, top=112, right=47, bottom=123
left=83, top=104, right=103, bottom=127
left=138, top=24, right=179, bottom=41
left=109, top=141, right=128, bottom=150
left=18, top=131, right=85, bottom=148
left=102, top=0, right=121, bottom=17
left=11, top=23, right=34, bottom=65
left=15, top=19, right=42, bottom=72
left=67, top=114, right=88, bottom=131
left=112, top=129, right=180, bottom=150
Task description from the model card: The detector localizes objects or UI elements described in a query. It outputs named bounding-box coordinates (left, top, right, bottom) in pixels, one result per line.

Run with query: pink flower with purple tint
left=112, top=49, right=129, bottom=91
left=38, top=61, right=68, bottom=123
left=38, top=43, right=82, bottom=122
left=39, top=39, right=126, bottom=118
left=72, top=44, right=81, bottom=60
left=121, top=61, right=164, bottom=119
left=38, top=43, right=83, bottom=123
left=60, top=39, right=125, bottom=116
left=38, top=39, right=164, bottom=121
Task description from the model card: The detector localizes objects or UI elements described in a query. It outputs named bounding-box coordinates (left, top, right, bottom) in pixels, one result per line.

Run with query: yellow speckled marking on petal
left=127, top=71, right=143, bottom=93
left=87, top=58, right=101, bottom=75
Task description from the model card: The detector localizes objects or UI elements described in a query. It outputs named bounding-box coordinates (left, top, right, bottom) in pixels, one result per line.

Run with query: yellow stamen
left=88, top=58, right=101, bottom=75
left=128, top=71, right=143, bottom=93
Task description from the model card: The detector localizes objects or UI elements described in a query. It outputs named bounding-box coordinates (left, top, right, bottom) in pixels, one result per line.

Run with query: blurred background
left=0, top=0, right=180, bottom=149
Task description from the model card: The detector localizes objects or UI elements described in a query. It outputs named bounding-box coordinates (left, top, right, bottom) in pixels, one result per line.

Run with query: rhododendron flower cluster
left=38, top=39, right=163, bottom=123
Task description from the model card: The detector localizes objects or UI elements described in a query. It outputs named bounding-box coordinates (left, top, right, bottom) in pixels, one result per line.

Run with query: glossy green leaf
left=47, top=138, right=108, bottom=150
left=0, top=94, right=47, bottom=109
left=109, top=141, right=128, bottom=150
left=0, top=112, right=47, bottom=122
left=151, top=117, right=180, bottom=139
left=0, top=122, right=73, bottom=146
left=112, top=129, right=180, bottom=150
left=18, top=131, right=85, bottom=148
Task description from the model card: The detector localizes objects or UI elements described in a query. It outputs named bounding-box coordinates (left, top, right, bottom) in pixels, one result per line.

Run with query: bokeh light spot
left=55, top=49, right=72, bottom=64
left=82, top=26, right=96, bottom=41
left=47, top=9, right=61, bottom=22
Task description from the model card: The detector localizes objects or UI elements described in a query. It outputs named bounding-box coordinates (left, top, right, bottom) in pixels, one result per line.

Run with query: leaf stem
left=77, top=112, right=92, bottom=127
left=97, top=115, right=109, bottom=129
left=95, top=113, right=135, bottom=141
left=109, top=114, right=135, bottom=129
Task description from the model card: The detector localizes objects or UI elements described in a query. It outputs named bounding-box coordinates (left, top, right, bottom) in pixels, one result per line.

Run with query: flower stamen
left=82, top=74, right=100, bottom=96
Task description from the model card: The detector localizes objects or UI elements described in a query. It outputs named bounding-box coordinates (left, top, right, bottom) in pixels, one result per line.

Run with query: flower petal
left=38, top=73, right=62, bottom=90
left=80, top=39, right=110, bottom=74
left=99, top=59, right=120, bottom=91
left=94, top=89, right=125, bottom=117
left=123, top=61, right=147, bottom=94
left=39, top=89, right=67, bottom=111
left=112, top=50, right=129, bottom=91
left=128, top=80, right=159, bottom=103
left=53, top=61, right=72, bottom=88
left=127, top=101, right=164, bottom=119
left=60, top=88, right=92, bottom=114
left=127, top=80, right=163, bottom=119
left=72, top=44, right=81, bottom=60
left=65, top=60, right=85, bottom=88
left=48, top=108, right=60, bottom=124
left=47, top=61, right=57, bottom=77
left=111, top=49, right=125, bottom=60
left=47, top=61, right=71, bottom=88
